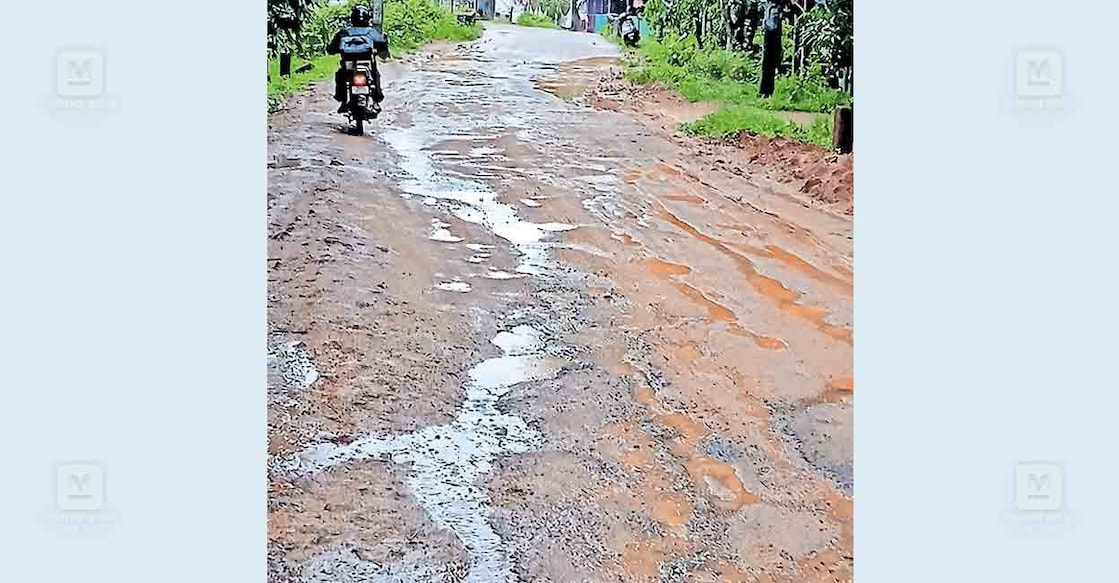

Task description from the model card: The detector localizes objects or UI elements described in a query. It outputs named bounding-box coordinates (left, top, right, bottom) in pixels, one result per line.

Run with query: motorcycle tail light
left=353, top=72, right=368, bottom=87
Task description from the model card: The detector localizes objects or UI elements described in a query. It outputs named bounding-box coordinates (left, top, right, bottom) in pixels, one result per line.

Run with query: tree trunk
left=744, top=0, right=761, bottom=50
left=724, top=0, right=734, bottom=50
left=695, top=6, right=704, bottom=47
left=833, top=106, right=852, bottom=153
left=733, top=0, right=748, bottom=49
left=759, top=2, right=782, bottom=97
left=791, top=14, right=801, bottom=75
left=279, top=52, right=292, bottom=77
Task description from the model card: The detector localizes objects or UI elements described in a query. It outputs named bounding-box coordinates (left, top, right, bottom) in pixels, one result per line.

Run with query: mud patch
left=301, top=546, right=467, bottom=583
left=587, top=70, right=853, bottom=215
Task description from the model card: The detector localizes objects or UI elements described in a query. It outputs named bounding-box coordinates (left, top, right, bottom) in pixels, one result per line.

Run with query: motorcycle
left=334, top=0, right=387, bottom=136
left=341, top=56, right=381, bottom=136
left=614, top=13, right=641, bottom=47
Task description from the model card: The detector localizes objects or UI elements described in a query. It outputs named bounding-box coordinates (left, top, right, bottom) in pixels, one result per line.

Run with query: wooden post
left=833, top=106, right=853, bottom=154
left=279, top=52, right=292, bottom=77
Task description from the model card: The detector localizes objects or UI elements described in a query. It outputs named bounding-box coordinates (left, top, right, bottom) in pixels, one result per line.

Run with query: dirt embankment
left=587, top=70, right=854, bottom=215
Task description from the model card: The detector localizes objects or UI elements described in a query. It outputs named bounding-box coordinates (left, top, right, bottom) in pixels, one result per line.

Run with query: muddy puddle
left=279, top=325, right=560, bottom=582
left=382, top=120, right=577, bottom=277
left=534, top=56, right=621, bottom=101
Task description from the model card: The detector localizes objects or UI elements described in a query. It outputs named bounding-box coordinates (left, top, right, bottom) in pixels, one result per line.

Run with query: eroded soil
left=268, top=23, right=852, bottom=583
left=587, top=69, right=854, bottom=216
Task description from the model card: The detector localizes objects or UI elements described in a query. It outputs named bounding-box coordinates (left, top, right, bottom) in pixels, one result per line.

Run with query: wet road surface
left=268, top=23, right=852, bottom=583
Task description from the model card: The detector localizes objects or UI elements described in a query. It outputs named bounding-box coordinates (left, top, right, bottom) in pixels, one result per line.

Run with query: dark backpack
left=339, top=26, right=388, bottom=56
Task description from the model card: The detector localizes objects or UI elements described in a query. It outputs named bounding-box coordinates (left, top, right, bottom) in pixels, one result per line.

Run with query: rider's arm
left=370, top=29, right=390, bottom=60
left=326, top=31, right=343, bottom=54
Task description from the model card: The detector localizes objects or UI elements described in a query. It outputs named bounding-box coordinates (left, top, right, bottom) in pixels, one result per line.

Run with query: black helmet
left=350, top=5, right=371, bottom=26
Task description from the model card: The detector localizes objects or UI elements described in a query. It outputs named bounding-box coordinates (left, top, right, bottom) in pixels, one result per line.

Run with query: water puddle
left=289, top=57, right=589, bottom=581
left=267, top=340, right=320, bottom=390
left=437, top=280, right=472, bottom=293
left=430, top=219, right=464, bottom=243
left=383, top=124, right=576, bottom=276
left=485, top=269, right=527, bottom=280
left=278, top=326, right=562, bottom=583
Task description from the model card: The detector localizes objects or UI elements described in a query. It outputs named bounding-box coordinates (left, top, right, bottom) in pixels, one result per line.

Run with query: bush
left=629, top=36, right=846, bottom=112
left=300, top=0, right=481, bottom=56
left=384, top=0, right=482, bottom=50
left=764, top=66, right=849, bottom=112
left=612, top=33, right=850, bottom=147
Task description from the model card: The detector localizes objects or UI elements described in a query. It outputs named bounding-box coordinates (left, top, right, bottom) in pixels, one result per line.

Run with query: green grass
left=268, top=53, right=339, bottom=112
left=432, top=19, right=485, bottom=42
left=616, top=35, right=849, bottom=147
left=683, top=105, right=833, bottom=148
left=516, top=13, right=560, bottom=29
left=382, top=0, right=482, bottom=51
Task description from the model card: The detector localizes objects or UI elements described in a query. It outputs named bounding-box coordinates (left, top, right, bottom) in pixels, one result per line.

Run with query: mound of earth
left=587, top=69, right=853, bottom=215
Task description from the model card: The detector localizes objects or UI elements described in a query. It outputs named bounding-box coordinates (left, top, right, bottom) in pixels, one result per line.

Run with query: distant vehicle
left=612, top=12, right=640, bottom=47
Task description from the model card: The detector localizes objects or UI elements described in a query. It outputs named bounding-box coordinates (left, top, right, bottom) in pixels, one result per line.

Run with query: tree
left=799, top=0, right=852, bottom=89
left=269, top=0, right=322, bottom=74
left=758, top=0, right=784, bottom=96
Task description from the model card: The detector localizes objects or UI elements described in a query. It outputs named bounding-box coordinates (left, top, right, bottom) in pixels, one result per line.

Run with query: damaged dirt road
left=268, top=23, right=852, bottom=583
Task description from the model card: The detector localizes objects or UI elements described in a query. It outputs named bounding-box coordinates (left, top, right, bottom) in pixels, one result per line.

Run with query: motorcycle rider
left=327, top=5, right=390, bottom=114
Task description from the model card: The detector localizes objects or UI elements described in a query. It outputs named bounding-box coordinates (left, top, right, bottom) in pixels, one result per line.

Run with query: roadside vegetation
left=616, top=0, right=852, bottom=149
left=268, top=0, right=482, bottom=111
left=518, top=0, right=568, bottom=25
left=267, top=53, right=340, bottom=110
left=516, top=12, right=561, bottom=29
